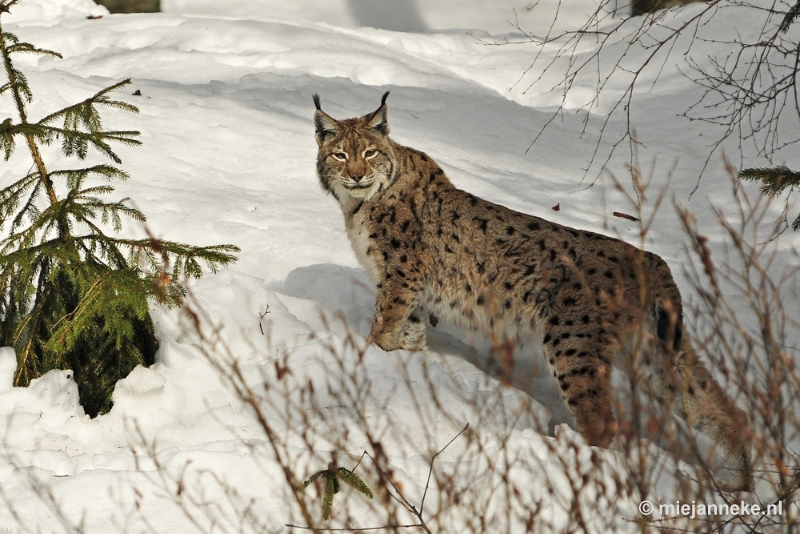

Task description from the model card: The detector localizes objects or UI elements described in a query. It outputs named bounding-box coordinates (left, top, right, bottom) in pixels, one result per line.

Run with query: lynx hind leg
left=670, top=350, right=753, bottom=491
left=639, top=305, right=752, bottom=491
left=542, top=321, right=618, bottom=448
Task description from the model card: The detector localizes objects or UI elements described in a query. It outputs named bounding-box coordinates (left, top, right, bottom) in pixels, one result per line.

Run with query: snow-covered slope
left=0, top=0, right=797, bottom=532
left=161, top=0, right=605, bottom=35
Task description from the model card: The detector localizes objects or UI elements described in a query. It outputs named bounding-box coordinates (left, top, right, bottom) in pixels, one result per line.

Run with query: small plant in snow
left=298, top=461, right=374, bottom=520
left=0, top=0, right=239, bottom=416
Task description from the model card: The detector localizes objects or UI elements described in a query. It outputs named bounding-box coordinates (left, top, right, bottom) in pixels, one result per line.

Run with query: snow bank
left=162, top=0, right=605, bottom=36
left=0, top=0, right=796, bottom=532
left=5, top=0, right=106, bottom=23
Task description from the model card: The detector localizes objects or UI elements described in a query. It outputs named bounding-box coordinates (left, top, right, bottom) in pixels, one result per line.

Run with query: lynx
left=313, top=92, right=752, bottom=492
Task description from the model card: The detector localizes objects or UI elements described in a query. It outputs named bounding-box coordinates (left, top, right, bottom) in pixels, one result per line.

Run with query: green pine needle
left=0, top=117, right=14, bottom=159
left=7, top=66, right=31, bottom=102
left=6, top=41, right=61, bottom=59
left=738, top=166, right=800, bottom=232
left=738, top=166, right=800, bottom=196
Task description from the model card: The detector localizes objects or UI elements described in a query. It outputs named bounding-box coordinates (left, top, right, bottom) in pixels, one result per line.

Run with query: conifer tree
left=0, top=0, right=239, bottom=416
left=738, top=166, right=800, bottom=231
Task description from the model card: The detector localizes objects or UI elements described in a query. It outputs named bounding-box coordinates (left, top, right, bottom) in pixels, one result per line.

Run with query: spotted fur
left=313, top=92, right=752, bottom=492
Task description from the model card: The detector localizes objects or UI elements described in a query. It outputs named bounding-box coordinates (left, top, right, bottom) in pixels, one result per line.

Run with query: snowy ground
left=0, top=0, right=798, bottom=532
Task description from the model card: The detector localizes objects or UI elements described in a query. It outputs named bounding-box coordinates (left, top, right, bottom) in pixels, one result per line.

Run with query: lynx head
left=314, top=92, right=396, bottom=203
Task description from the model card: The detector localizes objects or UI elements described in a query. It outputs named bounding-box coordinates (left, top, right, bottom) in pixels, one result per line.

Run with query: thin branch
left=420, top=422, right=469, bottom=515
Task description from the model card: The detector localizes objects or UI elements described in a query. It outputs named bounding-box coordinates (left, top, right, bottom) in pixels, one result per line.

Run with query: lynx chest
left=345, top=205, right=382, bottom=284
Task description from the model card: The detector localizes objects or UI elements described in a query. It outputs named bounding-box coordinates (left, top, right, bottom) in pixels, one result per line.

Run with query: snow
left=0, top=0, right=798, bottom=532
left=161, top=0, right=606, bottom=36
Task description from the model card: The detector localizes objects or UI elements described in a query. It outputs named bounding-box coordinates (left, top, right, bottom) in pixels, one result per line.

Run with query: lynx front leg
left=393, top=309, right=428, bottom=351
left=367, top=275, right=425, bottom=352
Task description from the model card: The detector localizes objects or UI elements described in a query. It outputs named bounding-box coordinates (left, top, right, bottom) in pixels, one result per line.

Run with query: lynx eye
left=364, top=149, right=378, bottom=159
left=331, top=152, right=348, bottom=161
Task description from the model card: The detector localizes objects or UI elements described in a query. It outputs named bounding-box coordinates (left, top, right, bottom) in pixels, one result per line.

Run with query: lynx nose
left=351, top=173, right=364, bottom=183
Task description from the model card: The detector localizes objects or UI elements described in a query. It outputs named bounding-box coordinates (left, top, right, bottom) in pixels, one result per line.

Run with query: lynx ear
left=366, top=91, right=390, bottom=136
left=313, top=94, right=339, bottom=146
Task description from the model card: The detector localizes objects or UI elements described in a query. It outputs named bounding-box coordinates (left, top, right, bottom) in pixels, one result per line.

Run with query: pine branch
left=32, top=80, right=141, bottom=162
left=0, top=2, right=22, bottom=15
left=91, top=79, right=140, bottom=113
left=45, top=268, right=152, bottom=354
left=0, top=204, right=63, bottom=254
left=0, top=170, right=41, bottom=229
left=0, top=239, right=76, bottom=274
left=3, top=62, right=31, bottom=102
left=73, top=234, right=129, bottom=272
left=780, top=1, right=800, bottom=33
left=5, top=41, right=61, bottom=59
left=738, top=166, right=800, bottom=232
left=134, top=237, right=240, bottom=278
left=1, top=231, right=239, bottom=292
left=7, top=180, right=42, bottom=235
left=0, top=190, right=146, bottom=258
left=738, top=166, right=800, bottom=196
left=13, top=290, right=49, bottom=383
left=0, top=31, right=16, bottom=45
left=66, top=190, right=130, bottom=233
left=38, top=79, right=139, bottom=129
left=0, top=121, right=59, bottom=160
left=52, top=165, right=131, bottom=187
left=8, top=253, right=69, bottom=365
left=37, top=126, right=142, bottom=163
left=0, top=117, right=13, bottom=158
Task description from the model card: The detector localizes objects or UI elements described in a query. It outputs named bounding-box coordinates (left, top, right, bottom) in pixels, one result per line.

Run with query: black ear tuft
left=312, top=94, right=322, bottom=110
left=366, top=92, right=390, bottom=135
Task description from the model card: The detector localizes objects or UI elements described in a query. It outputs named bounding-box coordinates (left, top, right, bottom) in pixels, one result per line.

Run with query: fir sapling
left=0, top=0, right=239, bottom=416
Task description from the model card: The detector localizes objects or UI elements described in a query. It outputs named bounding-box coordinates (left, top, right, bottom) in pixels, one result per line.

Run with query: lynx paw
left=367, top=318, right=427, bottom=352
left=366, top=331, right=399, bottom=351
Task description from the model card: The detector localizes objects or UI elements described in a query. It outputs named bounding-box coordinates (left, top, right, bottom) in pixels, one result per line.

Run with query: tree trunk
left=631, top=0, right=702, bottom=16
left=95, top=0, right=160, bottom=13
